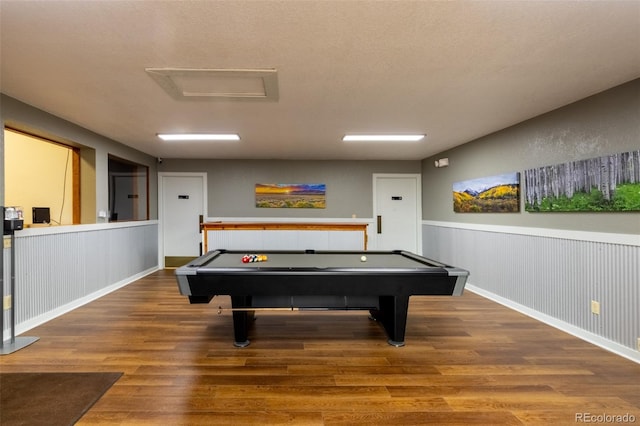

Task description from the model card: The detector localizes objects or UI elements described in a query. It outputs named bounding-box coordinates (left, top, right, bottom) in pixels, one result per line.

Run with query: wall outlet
left=591, top=300, right=600, bottom=315
left=3, top=237, right=11, bottom=249
left=3, top=295, right=11, bottom=310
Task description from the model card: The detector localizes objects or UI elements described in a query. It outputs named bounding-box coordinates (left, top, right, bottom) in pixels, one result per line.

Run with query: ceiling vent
left=145, top=68, right=279, bottom=101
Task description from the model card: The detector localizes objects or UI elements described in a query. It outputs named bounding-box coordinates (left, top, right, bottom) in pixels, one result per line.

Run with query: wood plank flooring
left=1, top=269, right=638, bottom=425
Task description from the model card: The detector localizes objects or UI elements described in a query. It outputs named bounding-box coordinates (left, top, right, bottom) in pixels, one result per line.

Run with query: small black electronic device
left=4, top=219, right=23, bottom=234
left=32, top=207, right=50, bottom=224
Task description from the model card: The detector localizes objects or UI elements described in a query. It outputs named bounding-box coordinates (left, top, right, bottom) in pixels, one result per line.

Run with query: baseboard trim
left=12, top=266, right=160, bottom=337
left=466, top=283, right=640, bottom=364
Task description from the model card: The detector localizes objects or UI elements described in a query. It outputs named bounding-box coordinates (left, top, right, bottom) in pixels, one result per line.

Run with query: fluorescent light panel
left=342, top=134, right=425, bottom=142
left=158, top=133, right=240, bottom=141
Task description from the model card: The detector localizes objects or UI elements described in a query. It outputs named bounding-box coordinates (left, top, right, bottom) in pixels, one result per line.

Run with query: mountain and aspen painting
left=256, top=183, right=326, bottom=208
left=524, top=150, right=640, bottom=212
left=453, top=173, right=520, bottom=213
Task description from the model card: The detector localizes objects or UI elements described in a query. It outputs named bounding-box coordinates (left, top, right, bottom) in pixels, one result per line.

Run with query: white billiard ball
left=360, top=255, right=367, bottom=262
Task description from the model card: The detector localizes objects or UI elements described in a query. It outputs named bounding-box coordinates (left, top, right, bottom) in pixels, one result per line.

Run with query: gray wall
left=159, top=159, right=421, bottom=218
left=420, top=79, right=640, bottom=359
left=421, top=79, right=640, bottom=234
left=1, top=95, right=159, bottom=221
left=1, top=95, right=160, bottom=339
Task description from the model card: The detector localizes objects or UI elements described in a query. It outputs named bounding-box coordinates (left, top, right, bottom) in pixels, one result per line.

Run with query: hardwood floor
left=2, top=269, right=638, bottom=425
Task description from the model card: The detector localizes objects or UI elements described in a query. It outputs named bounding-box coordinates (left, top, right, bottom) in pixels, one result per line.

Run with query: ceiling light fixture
left=342, top=134, right=425, bottom=142
left=157, top=133, right=240, bottom=141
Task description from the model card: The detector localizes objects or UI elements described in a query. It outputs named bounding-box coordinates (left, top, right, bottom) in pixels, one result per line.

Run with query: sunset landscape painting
left=255, top=183, right=326, bottom=208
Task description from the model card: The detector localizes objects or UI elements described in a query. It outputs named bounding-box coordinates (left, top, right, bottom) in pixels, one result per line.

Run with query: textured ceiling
left=1, top=1, right=639, bottom=160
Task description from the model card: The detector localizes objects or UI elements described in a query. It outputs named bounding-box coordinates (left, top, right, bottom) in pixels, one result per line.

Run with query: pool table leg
left=231, top=296, right=252, bottom=347
left=371, top=295, right=409, bottom=347
left=188, top=295, right=214, bottom=304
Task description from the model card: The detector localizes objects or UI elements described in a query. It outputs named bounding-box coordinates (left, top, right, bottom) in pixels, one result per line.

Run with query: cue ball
left=360, top=255, right=367, bottom=262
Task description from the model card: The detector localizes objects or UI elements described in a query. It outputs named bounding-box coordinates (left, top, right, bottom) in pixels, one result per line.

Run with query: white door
left=159, top=173, right=206, bottom=266
left=373, top=174, right=421, bottom=253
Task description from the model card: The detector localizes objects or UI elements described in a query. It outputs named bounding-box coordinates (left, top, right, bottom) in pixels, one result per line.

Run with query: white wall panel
left=206, top=229, right=364, bottom=251
left=2, top=222, right=158, bottom=338
left=423, top=223, right=640, bottom=355
left=327, top=231, right=365, bottom=251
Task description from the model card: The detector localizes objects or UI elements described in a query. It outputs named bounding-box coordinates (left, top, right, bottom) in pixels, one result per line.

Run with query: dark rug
left=0, top=372, right=122, bottom=426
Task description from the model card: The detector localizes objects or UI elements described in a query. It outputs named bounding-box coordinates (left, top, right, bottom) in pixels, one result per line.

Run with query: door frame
left=372, top=173, right=422, bottom=254
left=158, top=172, right=208, bottom=268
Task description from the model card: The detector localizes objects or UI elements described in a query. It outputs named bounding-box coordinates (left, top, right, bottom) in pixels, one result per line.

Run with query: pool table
left=175, top=249, right=469, bottom=347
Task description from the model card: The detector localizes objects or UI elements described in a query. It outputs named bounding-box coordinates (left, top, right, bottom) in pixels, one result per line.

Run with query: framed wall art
left=255, top=183, right=326, bottom=209
left=453, top=172, right=520, bottom=213
left=524, top=150, right=640, bottom=212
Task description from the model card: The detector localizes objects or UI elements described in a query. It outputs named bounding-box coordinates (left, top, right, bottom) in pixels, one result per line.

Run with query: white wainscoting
left=2, top=221, right=159, bottom=338
left=206, top=229, right=366, bottom=251
left=422, top=221, right=640, bottom=363
left=203, top=218, right=373, bottom=252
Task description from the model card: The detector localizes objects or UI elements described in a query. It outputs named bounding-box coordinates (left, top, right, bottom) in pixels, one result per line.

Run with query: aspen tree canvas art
left=524, top=150, right=640, bottom=212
